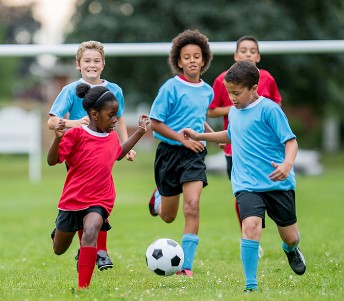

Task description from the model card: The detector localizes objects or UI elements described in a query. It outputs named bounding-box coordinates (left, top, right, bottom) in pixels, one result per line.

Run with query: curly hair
left=168, top=29, right=212, bottom=76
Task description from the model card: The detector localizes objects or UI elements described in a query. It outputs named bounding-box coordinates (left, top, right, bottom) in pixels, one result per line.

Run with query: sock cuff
left=241, top=238, right=259, bottom=249
left=182, top=233, right=199, bottom=244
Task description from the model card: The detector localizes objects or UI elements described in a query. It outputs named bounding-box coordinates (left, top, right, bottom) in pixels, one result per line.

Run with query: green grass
left=0, top=150, right=343, bottom=301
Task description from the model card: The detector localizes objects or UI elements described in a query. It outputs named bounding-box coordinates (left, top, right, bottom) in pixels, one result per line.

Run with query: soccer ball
left=145, top=238, right=184, bottom=276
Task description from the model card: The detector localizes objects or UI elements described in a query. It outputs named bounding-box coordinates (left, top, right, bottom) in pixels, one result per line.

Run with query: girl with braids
left=48, top=83, right=149, bottom=289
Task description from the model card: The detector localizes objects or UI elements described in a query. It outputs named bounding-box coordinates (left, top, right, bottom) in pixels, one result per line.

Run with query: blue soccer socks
left=241, top=238, right=259, bottom=290
left=181, top=233, right=199, bottom=271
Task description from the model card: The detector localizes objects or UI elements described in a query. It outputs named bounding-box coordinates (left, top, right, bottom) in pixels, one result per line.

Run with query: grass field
left=0, top=149, right=343, bottom=301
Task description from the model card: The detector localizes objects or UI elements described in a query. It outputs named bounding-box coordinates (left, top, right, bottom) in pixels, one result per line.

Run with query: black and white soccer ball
left=145, top=238, right=184, bottom=276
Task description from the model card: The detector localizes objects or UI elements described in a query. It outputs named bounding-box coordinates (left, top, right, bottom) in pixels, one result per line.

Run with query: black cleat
left=97, top=250, right=113, bottom=271
left=284, top=246, right=306, bottom=275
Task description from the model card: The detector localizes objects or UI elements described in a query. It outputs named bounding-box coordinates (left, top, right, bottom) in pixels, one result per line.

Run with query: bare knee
left=53, top=245, right=67, bottom=256
left=161, top=213, right=176, bottom=223
left=283, top=233, right=299, bottom=246
left=81, top=226, right=98, bottom=246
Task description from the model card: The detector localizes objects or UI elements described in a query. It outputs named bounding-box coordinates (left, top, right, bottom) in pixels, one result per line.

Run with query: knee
left=242, top=219, right=261, bottom=239
left=53, top=245, right=66, bottom=256
left=82, top=226, right=98, bottom=245
left=283, top=233, right=299, bottom=246
left=161, top=213, right=176, bottom=223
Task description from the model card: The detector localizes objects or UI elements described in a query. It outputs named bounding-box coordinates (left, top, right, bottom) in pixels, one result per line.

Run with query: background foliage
left=64, top=0, right=344, bottom=116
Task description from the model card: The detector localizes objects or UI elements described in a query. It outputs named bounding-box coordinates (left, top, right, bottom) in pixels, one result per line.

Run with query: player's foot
left=176, top=269, right=193, bottom=277
left=284, top=246, right=306, bottom=275
left=258, top=245, right=264, bottom=259
left=50, top=228, right=56, bottom=240
left=244, top=288, right=257, bottom=293
left=148, top=188, right=159, bottom=217
left=97, top=250, right=113, bottom=271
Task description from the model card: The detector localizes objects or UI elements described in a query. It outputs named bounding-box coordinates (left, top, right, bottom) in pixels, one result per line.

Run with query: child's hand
left=54, top=119, right=66, bottom=138
left=138, top=114, right=150, bottom=132
left=80, top=116, right=90, bottom=126
left=125, top=149, right=136, bottom=161
left=180, top=128, right=197, bottom=141
left=269, top=161, right=292, bottom=181
left=218, top=143, right=226, bottom=149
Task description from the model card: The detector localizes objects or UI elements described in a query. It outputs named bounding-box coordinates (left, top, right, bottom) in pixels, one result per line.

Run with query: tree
left=0, top=2, right=41, bottom=103
left=65, top=0, right=344, bottom=148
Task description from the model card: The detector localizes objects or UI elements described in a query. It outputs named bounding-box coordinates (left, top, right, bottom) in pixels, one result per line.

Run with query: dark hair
left=76, top=83, right=117, bottom=114
left=236, top=35, right=260, bottom=53
left=169, top=29, right=212, bottom=75
left=224, top=61, right=260, bottom=89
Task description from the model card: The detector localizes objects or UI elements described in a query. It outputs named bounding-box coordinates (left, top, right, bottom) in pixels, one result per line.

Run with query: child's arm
left=269, top=138, right=298, bottom=181
left=47, top=115, right=89, bottom=130
left=207, top=106, right=231, bottom=118
left=118, top=115, right=149, bottom=160
left=150, top=119, right=205, bottom=154
left=47, top=119, right=66, bottom=166
left=116, top=115, right=136, bottom=161
left=182, top=128, right=230, bottom=144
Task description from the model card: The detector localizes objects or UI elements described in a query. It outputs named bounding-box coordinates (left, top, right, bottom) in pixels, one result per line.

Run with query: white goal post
left=0, top=40, right=343, bottom=57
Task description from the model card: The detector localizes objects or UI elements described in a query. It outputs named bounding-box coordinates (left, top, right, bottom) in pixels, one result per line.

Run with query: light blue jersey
left=227, top=97, right=296, bottom=194
left=149, top=76, right=213, bottom=146
left=49, top=79, right=125, bottom=120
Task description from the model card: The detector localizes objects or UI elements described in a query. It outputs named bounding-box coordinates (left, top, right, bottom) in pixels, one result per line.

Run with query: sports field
left=0, top=149, right=343, bottom=301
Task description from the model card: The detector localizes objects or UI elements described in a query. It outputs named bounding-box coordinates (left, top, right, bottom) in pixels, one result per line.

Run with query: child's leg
left=53, top=229, right=75, bottom=255
left=181, top=233, right=199, bottom=272
left=78, top=212, right=103, bottom=289
left=241, top=216, right=262, bottom=290
left=278, top=223, right=306, bottom=275
left=179, top=181, right=203, bottom=274
left=97, top=230, right=108, bottom=252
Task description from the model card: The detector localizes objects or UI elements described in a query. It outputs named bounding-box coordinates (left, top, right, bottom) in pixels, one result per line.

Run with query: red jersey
left=57, top=126, right=122, bottom=215
left=210, top=68, right=282, bottom=156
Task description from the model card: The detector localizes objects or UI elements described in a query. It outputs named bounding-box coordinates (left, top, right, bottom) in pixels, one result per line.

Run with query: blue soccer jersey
left=227, top=97, right=296, bottom=194
left=149, top=76, right=214, bottom=145
left=49, top=79, right=125, bottom=120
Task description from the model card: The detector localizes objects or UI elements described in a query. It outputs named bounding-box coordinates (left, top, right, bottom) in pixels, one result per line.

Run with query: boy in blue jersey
left=48, top=41, right=136, bottom=271
left=149, top=29, right=213, bottom=277
left=182, top=61, right=306, bottom=291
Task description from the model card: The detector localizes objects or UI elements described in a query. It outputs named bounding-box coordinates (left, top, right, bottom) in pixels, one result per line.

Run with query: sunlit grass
left=0, top=151, right=343, bottom=300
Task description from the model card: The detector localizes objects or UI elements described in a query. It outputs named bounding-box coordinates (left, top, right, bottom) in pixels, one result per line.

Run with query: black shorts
left=55, top=206, right=111, bottom=232
left=154, top=142, right=208, bottom=196
left=235, top=190, right=297, bottom=228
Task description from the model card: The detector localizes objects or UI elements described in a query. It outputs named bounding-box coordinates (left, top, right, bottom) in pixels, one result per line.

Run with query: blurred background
left=0, top=0, right=344, bottom=181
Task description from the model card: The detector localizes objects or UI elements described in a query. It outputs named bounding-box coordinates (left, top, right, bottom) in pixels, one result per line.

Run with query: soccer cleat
left=176, top=269, right=193, bottom=277
left=148, top=188, right=159, bottom=216
left=97, top=250, right=113, bottom=271
left=244, top=288, right=257, bottom=293
left=284, top=246, right=306, bottom=275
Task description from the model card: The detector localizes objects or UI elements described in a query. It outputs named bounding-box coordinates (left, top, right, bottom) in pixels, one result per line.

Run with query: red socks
left=78, top=230, right=107, bottom=252
left=96, top=231, right=107, bottom=252
left=78, top=246, right=97, bottom=289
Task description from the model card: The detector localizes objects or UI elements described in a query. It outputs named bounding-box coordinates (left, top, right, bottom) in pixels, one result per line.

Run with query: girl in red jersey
left=48, top=83, right=149, bottom=289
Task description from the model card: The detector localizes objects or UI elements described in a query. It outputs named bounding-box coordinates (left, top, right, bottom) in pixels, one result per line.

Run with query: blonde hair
left=76, top=40, right=105, bottom=64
